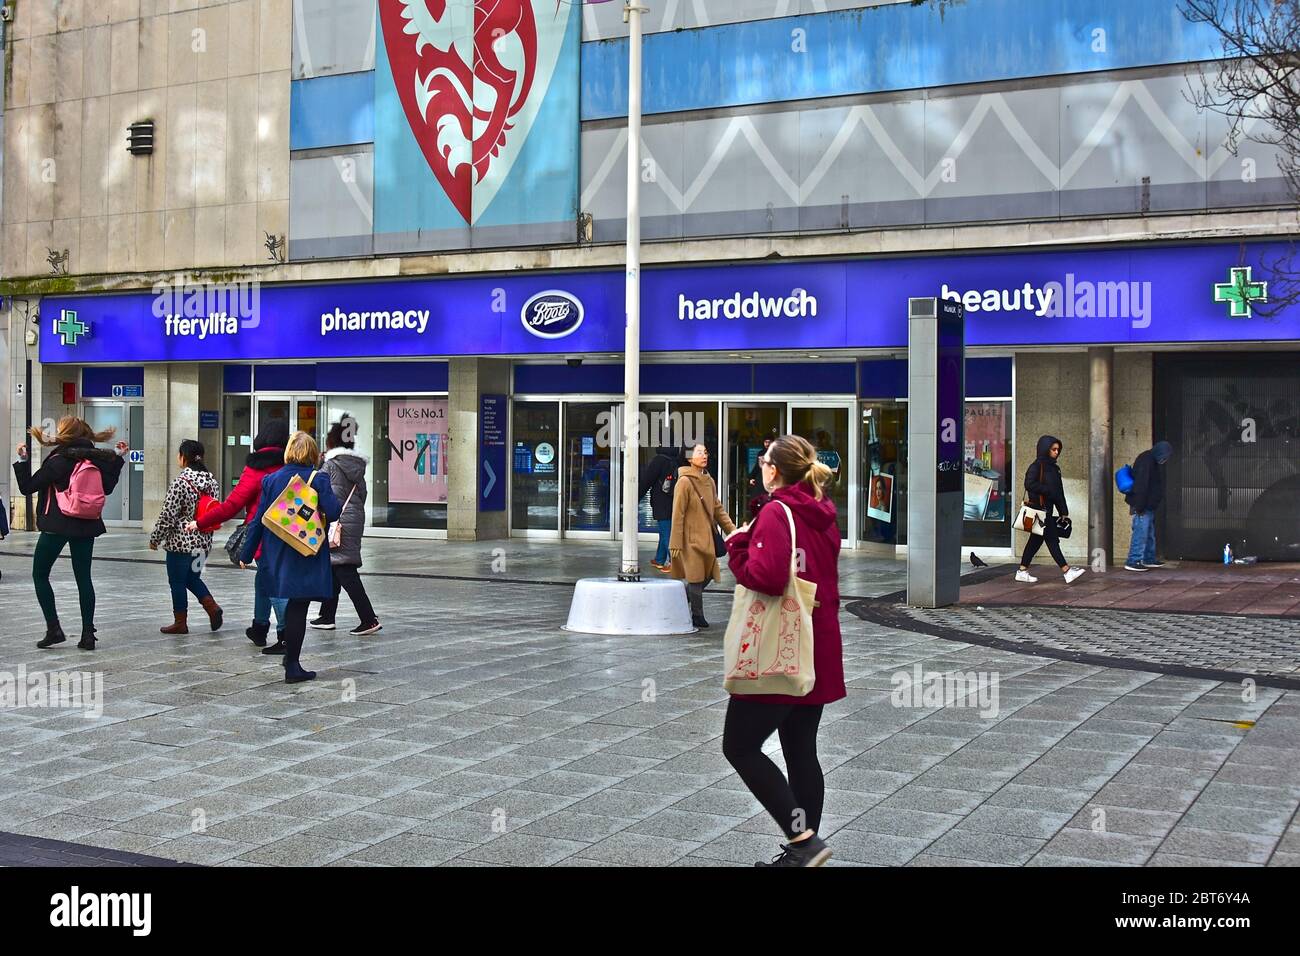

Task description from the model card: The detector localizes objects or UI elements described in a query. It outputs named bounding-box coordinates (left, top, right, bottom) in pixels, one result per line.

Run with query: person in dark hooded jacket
left=14, top=417, right=128, bottom=650
left=722, top=434, right=845, bottom=868
left=1124, top=440, right=1173, bottom=572
left=310, top=416, right=381, bottom=635
left=1017, top=435, right=1086, bottom=585
left=638, top=446, right=680, bottom=571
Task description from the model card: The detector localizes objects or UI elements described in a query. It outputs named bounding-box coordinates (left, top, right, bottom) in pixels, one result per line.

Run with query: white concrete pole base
left=563, top=577, right=697, bottom=635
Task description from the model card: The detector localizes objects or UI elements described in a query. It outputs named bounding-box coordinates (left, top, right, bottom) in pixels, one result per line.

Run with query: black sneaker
left=261, top=638, right=287, bottom=655
left=309, top=617, right=336, bottom=630
left=1144, top=559, right=1166, bottom=568
left=692, top=617, right=710, bottom=630
left=1124, top=562, right=1150, bottom=572
left=349, top=621, right=382, bottom=636
left=756, top=834, right=832, bottom=867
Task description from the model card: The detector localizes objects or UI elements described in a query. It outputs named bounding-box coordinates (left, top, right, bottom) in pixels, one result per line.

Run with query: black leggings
left=722, top=698, right=826, bottom=839
left=1020, top=525, right=1067, bottom=569
left=282, top=598, right=311, bottom=668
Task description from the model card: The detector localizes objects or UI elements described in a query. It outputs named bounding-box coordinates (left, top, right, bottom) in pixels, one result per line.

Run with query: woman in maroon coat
left=722, top=434, right=845, bottom=867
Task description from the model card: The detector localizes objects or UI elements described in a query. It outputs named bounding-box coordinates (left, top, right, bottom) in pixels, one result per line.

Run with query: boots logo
left=378, top=0, right=573, bottom=224
left=521, top=290, right=584, bottom=339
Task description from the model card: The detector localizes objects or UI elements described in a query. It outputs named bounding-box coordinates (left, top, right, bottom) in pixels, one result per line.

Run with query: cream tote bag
left=723, top=501, right=817, bottom=697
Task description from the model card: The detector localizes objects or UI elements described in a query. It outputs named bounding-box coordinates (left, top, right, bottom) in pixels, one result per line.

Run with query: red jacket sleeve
left=725, top=503, right=794, bottom=597
left=198, top=466, right=259, bottom=531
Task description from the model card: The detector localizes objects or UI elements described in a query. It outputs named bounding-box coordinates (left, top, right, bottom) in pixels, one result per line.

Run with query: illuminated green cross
left=54, top=309, right=89, bottom=346
left=1214, top=266, right=1268, bottom=318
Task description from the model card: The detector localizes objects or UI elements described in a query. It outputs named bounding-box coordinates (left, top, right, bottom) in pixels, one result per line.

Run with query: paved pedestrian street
left=0, top=542, right=1297, bottom=868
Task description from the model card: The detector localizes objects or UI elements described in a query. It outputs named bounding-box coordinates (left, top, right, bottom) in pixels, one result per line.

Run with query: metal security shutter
left=1155, top=355, right=1300, bottom=561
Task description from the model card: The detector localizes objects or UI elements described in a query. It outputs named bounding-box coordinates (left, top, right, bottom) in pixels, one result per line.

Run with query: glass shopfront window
left=321, top=395, right=449, bottom=531
left=565, top=403, right=615, bottom=533
left=860, top=398, right=1013, bottom=549
left=727, top=403, right=782, bottom=523
left=861, top=401, right=907, bottom=545
left=962, top=400, right=1013, bottom=548
left=791, top=405, right=851, bottom=538
left=222, top=395, right=252, bottom=494
left=512, top=400, right=561, bottom=532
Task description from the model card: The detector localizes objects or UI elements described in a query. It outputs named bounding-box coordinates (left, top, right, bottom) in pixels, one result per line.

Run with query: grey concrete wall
left=1015, top=349, right=1154, bottom=568
left=3, top=0, right=292, bottom=279
left=1112, top=351, right=1154, bottom=565
left=447, top=358, right=510, bottom=541
left=143, top=363, right=201, bottom=529
left=1014, top=351, right=1090, bottom=565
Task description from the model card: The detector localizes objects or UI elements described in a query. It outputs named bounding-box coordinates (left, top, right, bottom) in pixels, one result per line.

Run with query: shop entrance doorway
left=81, top=400, right=144, bottom=526
left=255, top=395, right=322, bottom=446
left=725, top=403, right=784, bottom=523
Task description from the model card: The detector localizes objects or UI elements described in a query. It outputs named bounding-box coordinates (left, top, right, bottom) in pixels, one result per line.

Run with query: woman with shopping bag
left=668, top=443, right=736, bottom=628
left=1014, top=434, right=1086, bottom=585
left=721, top=434, right=845, bottom=867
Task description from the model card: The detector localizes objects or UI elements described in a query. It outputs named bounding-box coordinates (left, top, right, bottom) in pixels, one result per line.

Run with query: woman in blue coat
left=240, top=431, right=341, bottom=683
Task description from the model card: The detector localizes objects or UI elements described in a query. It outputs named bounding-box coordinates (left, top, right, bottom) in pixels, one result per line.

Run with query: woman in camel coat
left=670, top=443, right=736, bottom=629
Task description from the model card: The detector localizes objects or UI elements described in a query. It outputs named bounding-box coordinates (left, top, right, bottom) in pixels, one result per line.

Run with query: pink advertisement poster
left=387, top=399, right=449, bottom=504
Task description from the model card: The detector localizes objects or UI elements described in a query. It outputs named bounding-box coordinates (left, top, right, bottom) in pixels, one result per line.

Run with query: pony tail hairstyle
left=806, top=458, right=834, bottom=497
left=178, top=439, right=209, bottom=472
left=767, top=434, right=833, bottom=500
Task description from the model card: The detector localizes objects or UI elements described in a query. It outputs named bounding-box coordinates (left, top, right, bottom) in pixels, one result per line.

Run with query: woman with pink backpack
left=13, top=417, right=127, bottom=651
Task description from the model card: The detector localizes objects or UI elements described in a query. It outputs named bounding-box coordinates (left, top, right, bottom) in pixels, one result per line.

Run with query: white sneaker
left=1063, top=567, right=1086, bottom=584
left=1014, top=569, right=1037, bottom=583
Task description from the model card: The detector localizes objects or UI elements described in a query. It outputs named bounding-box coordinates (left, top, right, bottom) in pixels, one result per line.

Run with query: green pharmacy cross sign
left=1214, top=266, right=1268, bottom=318
left=53, top=309, right=90, bottom=346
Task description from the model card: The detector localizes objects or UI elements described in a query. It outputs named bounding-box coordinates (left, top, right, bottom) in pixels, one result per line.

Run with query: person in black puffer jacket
left=639, top=446, right=681, bottom=571
left=1017, top=434, right=1086, bottom=586
left=13, top=417, right=128, bottom=650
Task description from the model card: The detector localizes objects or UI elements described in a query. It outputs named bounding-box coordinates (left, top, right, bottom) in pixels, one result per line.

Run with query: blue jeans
left=1127, top=510, right=1157, bottom=566
left=254, top=561, right=288, bottom=632
left=165, top=550, right=211, bottom=613
left=654, top=519, right=671, bottom=565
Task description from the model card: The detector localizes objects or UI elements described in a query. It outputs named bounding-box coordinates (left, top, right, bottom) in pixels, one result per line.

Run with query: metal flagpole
left=619, top=1, right=647, bottom=581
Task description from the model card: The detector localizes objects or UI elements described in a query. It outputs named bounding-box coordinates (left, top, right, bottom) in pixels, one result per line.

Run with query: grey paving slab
left=4, top=545, right=1300, bottom=868
left=927, top=828, right=1047, bottom=865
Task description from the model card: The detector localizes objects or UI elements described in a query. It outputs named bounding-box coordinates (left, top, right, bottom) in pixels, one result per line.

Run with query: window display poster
left=867, top=470, right=894, bottom=522
left=387, top=399, right=449, bottom=504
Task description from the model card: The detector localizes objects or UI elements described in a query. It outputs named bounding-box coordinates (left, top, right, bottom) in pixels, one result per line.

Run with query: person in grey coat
left=309, top=416, right=381, bottom=635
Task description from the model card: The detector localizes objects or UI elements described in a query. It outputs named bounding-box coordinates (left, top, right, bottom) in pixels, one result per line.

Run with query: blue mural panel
left=373, top=0, right=580, bottom=234
left=290, top=72, right=375, bottom=150
left=582, top=0, right=1222, bottom=119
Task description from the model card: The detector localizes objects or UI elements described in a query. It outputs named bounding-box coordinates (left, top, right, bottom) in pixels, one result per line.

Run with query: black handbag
left=686, top=475, right=728, bottom=557
left=1054, top=515, right=1073, bottom=539
left=224, top=523, right=249, bottom=565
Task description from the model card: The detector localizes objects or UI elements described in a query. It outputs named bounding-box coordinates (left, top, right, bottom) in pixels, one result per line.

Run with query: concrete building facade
left=3, top=0, right=1298, bottom=566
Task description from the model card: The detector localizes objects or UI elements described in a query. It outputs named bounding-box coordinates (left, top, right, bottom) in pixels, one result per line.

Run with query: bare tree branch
left=1183, top=0, right=1300, bottom=315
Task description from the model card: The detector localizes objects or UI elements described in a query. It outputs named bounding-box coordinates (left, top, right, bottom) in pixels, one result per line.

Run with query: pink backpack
left=47, top=457, right=106, bottom=520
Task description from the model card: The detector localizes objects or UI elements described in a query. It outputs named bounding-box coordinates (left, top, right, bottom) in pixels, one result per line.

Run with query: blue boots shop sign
left=521, top=290, right=584, bottom=339
left=38, top=242, right=1300, bottom=364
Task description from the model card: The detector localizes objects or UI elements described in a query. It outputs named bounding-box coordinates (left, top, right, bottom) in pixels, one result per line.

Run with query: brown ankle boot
left=160, top=612, right=188, bottom=634
left=200, top=596, right=223, bottom=631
